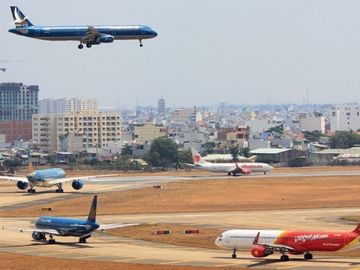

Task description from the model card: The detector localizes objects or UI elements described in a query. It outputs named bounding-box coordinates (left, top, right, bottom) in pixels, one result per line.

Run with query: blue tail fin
left=10, top=6, right=33, bottom=28
left=87, top=195, right=97, bottom=223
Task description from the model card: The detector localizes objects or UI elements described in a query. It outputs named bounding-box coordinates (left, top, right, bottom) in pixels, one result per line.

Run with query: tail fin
left=190, top=147, right=207, bottom=165
left=87, top=195, right=97, bottom=223
left=10, top=6, right=33, bottom=28
left=353, top=222, right=360, bottom=234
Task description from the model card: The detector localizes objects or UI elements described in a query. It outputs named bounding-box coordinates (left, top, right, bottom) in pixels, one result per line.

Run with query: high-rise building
left=299, top=112, right=325, bottom=133
left=157, top=97, right=165, bottom=115
left=0, top=83, right=39, bottom=142
left=0, top=83, right=39, bottom=120
left=330, top=104, right=360, bottom=131
left=32, top=110, right=121, bottom=152
left=39, top=98, right=98, bottom=114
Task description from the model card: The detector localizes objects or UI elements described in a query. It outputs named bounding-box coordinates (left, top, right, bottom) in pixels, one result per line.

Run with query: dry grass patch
left=0, top=252, right=244, bottom=270
left=108, top=223, right=221, bottom=249
left=2, top=175, right=360, bottom=217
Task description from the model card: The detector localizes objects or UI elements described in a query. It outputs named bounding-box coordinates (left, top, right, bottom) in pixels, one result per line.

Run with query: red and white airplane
left=215, top=224, right=360, bottom=261
left=189, top=147, right=273, bottom=176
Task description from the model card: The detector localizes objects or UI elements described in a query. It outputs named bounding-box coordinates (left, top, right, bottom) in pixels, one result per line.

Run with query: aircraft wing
left=0, top=176, right=28, bottom=183
left=82, top=26, right=100, bottom=43
left=253, top=232, right=295, bottom=252
left=46, top=174, right=122, bottom=186
left=98, top=223, right=140, bottom=231
left=5, top=227, right=59, bottom=235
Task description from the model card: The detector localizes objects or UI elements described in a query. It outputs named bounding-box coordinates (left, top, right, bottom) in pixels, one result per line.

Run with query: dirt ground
left=9, top=164, right=360, bottom=177
left=0, top=252, right=244, bottom=270
left=108, top=223, right=222, bottom=250
left=2, top=175, right=360, bottom=217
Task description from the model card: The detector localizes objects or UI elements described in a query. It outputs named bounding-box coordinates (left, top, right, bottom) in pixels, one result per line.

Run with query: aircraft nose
left=215, top=236, right=223, bottom=247
left=151, top=29, right=158, bottom=37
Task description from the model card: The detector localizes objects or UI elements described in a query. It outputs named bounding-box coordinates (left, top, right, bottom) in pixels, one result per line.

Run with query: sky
left=1, top=1, right=360, bottom=108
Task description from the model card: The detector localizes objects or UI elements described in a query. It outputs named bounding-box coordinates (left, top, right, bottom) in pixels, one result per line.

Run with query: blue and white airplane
left=8, top=195, right=138, bottom=244
left=0, top=163, right=119, bottom=193
left=8, top=6, right=157, bottom=49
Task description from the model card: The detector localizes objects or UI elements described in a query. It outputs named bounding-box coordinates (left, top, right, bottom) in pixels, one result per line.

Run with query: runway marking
left=114, top=258, right=140, bottom=262
left=214, top=262, right=244, bottom=267
left=277, top=265, right=299, bottom=269
left=159, top=260, right=190, bottom=265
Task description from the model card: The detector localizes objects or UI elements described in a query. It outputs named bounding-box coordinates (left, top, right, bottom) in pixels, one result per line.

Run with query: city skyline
left=2, top=1, right=360, bottom=107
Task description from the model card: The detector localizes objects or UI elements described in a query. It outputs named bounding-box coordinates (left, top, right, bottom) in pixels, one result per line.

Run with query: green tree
left=266, top=124, right=284, bottom=134
left=121, top=144, right=133, bottom=156
left=240, top=147, right=250, bottom=158
left=229, top=145, right=239, bottom=161
left=144, top=137, right=178, bottom=167
left=203, top=142, right=215, bottom=155
left=178, top=149, right=193, bottom=164
left=330, top=131, right=360, bottom=149
left=304, top=131, right=323, bottom=142
left=3, top=158, right=22, bottom=169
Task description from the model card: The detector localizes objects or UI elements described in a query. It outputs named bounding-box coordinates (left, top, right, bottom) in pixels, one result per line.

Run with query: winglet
left=253, top=232, right=260, bottom=245
left=87, top=195, right=97, bottom=223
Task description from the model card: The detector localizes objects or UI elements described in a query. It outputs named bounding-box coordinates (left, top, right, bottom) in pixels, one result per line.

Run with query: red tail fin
left=353, top=223, right=360, bottom=234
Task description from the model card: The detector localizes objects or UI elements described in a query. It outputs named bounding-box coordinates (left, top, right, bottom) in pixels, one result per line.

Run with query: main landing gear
left=55, top=183, right=64, bottom=193
left=78, top=42, right=92, bottom=49
left=304, top=252, right=313, bottom=260
left=27, top=187, right=35, bottom=193
left=231, top=249, right=237, bottom=259
left=48, top=234, right=56, bottom=244
left=280, top=254, right=289, bottom=261
left=79, top=235, right=91, bottom=243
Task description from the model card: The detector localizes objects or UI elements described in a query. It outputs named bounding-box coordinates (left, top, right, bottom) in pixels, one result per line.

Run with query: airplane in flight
left=0, top=163, right=119, bottom=193
left=189, top=147, right=273, bottom=176
left=215, top=223, right=360, bottom=261
left=7, top=195, right=138, bottom=244
left=8, top=6, right=157, bottom=49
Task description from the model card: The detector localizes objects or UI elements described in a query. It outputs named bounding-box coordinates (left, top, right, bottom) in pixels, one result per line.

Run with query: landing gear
left=139, top=39, right=143, bottom=47
left=55, top=183, right=64, bottom=193
left=228, top=172, right=231, bottom=176
left=280, top=254, right=289, bottom=261
left=48, top=234, right=56, bottom=244
left=27, top=188, right=35, bottom=193
left=232, top=172, right=237, bottom=176
left=79, top=237, right=87, bottom=243
left=79, top=235, right=90, bottom=243
left=304, top=252, right=313, bottom=260
left=86, top=43, right=92, bottom=48
left=231, top=249, right=237, bottom=259
left=78, top=43, right=84, bottom=49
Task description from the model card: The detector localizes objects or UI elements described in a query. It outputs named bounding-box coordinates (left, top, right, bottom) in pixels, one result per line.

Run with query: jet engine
left=240, top=168, right=251, bottom=175
left=72, top=179, right=84, bottom=190
left=96, top=34, right=114, bottom=44
left=251, top=246, right=273, bottom=257
left=32, top=232, right=46, bottom=241
left=17, top=181, right=29, bottom=190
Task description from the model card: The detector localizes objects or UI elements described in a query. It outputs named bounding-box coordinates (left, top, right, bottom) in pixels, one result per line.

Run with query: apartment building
left=330, top=104, right=360, bottom=131
left=32, top=110, right=121, bottom=152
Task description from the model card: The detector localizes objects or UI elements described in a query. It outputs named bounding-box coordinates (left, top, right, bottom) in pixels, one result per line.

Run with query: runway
left=1, top=170, right=360, bottom=269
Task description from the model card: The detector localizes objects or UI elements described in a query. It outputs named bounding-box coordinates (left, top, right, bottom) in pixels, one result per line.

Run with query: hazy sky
left=1, top=0, right=360, bottom=108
